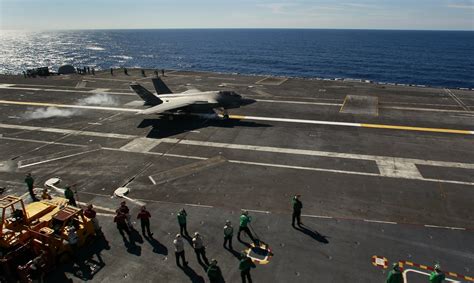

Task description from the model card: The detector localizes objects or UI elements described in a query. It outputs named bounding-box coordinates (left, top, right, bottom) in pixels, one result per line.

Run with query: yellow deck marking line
left=0, top=99, right=472, bottom=135
left=361, top=123, right=472, bottom=135
left=229, top=115, right=474, bottom=135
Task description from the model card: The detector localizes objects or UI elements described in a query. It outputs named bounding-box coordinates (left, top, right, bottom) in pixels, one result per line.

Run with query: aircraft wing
left=137, top=100, right=195, bottom=115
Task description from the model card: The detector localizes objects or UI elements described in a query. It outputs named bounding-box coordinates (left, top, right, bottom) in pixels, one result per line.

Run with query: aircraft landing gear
left=213, top=108, right=230, bottom=120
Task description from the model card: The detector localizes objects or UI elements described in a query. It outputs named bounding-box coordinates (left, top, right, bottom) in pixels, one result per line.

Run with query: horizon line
left=1, top=27, right=473, bottom=32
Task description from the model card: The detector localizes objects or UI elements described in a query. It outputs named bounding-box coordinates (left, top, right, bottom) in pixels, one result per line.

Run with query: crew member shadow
left=144, top=236, right=168, bottom=255
left=294, top=225, right=329, bottom=244
left=224, top=246, right=243, bottom=260
left=124, top=229, right=144, bottom=256
left=237, top=237, right=252, bottom=248
left=179, top=265, right=205, bottom=283
left=234, top=237, right=257, bottom=261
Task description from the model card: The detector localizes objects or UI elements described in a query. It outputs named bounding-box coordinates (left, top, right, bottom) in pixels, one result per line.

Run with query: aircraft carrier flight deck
left=0, top=69, right=473, bottom=282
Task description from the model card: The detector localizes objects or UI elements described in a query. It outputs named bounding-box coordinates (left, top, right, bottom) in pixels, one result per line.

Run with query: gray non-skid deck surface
left=0, top=70, right=473, bottom=282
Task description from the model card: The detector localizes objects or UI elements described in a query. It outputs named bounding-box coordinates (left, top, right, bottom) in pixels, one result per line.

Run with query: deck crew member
left=137, top=206, right=153, bottom=237
left=64, top=185, right=77, bottom=207
left=173, top=234, right=188, bottom=267
left=292, top=194, right=303, bottom=227
left=207, top=259, right=223, bottom=283
left=177, top=209, right=189, bottom=236
left=25, top=173, right=38, bottom=202
left=84, top=204, right=102, bottom=235
left=223, top=220, right=234, bottom=249
left=238, top=211, right=255, bottom=242
left=239, top=253, right=256, bottom=283
left=192, top=232, right=209, bottom=265
left=429, top=264, right=445, bottom=283
left=386, top=263, right=403, bottom=283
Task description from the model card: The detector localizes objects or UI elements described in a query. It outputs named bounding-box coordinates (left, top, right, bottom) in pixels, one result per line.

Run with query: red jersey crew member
left=137, top=206, right=153, bottom=237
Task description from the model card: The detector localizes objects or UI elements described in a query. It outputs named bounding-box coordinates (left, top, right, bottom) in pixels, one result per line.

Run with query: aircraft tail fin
left=130, top=83, right=163, bottom=106
left=152, top=77, right=173, bottom=95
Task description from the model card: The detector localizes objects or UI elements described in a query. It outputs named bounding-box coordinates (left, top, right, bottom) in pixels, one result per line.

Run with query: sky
left=0, top=0, right=473, bottom=30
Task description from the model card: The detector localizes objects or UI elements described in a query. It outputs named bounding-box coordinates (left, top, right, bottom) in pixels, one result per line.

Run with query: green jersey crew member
left=64, top=185, right=77, bottom=207
left=386, top=263, right=403, bottom=283
left=238, top=211, right=256, bottom=243
left=177, top=209, right=189, bottom=236
left=25, top=173, right=38, bottom=202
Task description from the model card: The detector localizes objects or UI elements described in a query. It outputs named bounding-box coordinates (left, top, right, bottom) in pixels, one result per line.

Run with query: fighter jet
left=130, top=78, right=255, bottom=119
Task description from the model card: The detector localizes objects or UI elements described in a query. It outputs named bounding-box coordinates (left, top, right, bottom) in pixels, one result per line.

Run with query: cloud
left=257, top=3, right=297, bottom=14
left=447, top=0, right=474, bottom=9
left=342, top=3, right=378, bottom=9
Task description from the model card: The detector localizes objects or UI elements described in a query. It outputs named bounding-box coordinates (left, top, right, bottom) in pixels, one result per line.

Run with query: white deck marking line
left=228, top=159, right=380, bottom=177
left=77, top=201, right=116, bottom=213
left=176, top=139, right=474, bottom=170
left=96, top=213, right=114, bottom=217
left=1, top=99, right=473, bottom=134
left=255, top=99, right=342, bottom=107
left=257, top=99, right=470, bottom=113
left=90, top=88, right=111, bottom=93
left=0, top=136, right=87, bottom=148
left=404, top=269, right=461, bottom=282
left=1, top=122, right=474, bottom=170
left=424, top=225, right=466, bottom=231
left=232, top=115, right=361, bottom=127
left=363, top=219, right=397, bottom=225
left=445, top=88, right=470, bottom=111
left=301, top=214, right=333, bottom=219
left=0, top=123, right=138, bottom=139
left=0, top=84, right=134, bottom=95
left=0, top=100, right=140, bottom=112
left=120, top=137, right=162, bottom=153
left=1, top=125, right=474, bottom=184
left=231, top=115, right=474, bottom=135
left=185, top=203, right=214, bottom=208
left=149, top=176, right=157, bottom=185
left=1, top=123, right=474, bottom=171
left=18, top=148, right=100, bottom=168
left=7, top=135, right=473, bottom=186
left=242, top=209, right=271, bottom=214
left=382, top=105, right=470, bottom=113
left=1, top=84, right=470, bottom=113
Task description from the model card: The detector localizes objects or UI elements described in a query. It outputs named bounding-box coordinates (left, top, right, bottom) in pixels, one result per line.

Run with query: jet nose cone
left=241, top=98, right=256, bottom=105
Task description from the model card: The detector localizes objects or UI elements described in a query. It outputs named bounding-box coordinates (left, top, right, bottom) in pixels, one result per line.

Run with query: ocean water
left=0, top=29, right=473, bottom=88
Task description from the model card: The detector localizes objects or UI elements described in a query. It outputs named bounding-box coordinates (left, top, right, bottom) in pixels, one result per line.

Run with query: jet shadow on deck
left=138, top=116, right=271, bottom=139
